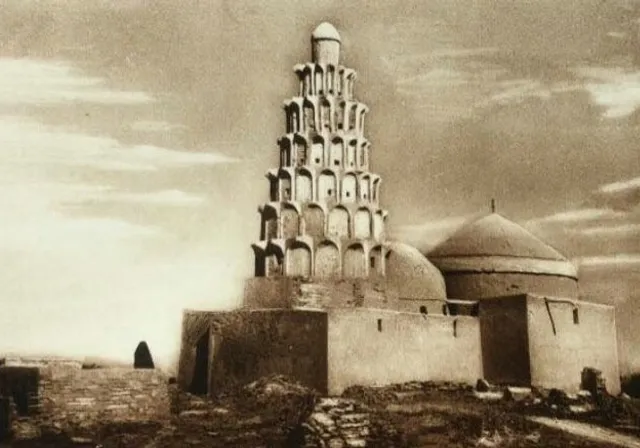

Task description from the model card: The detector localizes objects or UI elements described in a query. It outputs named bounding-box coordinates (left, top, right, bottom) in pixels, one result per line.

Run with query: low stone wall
left=300, top=397, right=370, bottom=448
left=39, top=367, right=170, bottom=428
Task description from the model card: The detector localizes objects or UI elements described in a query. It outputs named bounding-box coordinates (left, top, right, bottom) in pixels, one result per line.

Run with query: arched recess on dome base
left=261, top=204, right=280, bottom=240
left=354, top=207, right=372, bottom=239
left=286, top=240, right=312, bottom=278
left=281, top=203, right=300, bottom=239
left=342, top=173, right=357, bottom=203
left=330, top=137, right=344, bottom=168
left=369, top=244, right=385, bottom=277
left=328, top=205, right=350, bottom=238
left=315, top=240, right=341, bottom=278
left=251, top=244, right=266, bottom=277
left=311, top=135, right=324, bottom=166
left=295, top=168, right=313, bottom=202
left=318, top=169, right=338, bottom=202
left=303, top=204, right=325, bottom=238
left=373, top=210, right=385, bottom=240
left=344, top=242, right=366, bottom=278
left=265, top=242, right=285, bottom=277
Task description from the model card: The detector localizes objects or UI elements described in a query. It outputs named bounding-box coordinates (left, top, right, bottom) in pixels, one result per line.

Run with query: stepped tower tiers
left=252, top=23, right=389, bottom=279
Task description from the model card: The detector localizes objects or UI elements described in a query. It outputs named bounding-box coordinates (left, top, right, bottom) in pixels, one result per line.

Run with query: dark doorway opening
left=189, top=330, right=210, bottom=395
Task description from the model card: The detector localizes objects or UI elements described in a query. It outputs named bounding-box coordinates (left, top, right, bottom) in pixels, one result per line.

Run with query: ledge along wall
left=178, top=309, right=329, bottom=396
left=525, top=295, right=621, bottom=394
left=326, top=308, right=483, bottom=395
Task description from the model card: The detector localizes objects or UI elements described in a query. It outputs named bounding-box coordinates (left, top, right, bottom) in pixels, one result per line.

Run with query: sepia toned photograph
left=1, top=1, right=640, bottom=446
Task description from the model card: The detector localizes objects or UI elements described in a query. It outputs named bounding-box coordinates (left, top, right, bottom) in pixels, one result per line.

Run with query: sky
left=0, top=0, right=639, bottom=374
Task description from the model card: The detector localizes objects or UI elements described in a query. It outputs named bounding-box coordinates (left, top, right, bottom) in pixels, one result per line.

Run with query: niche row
left=259, top=202, right=387, bottom=241
left=283, top=97, right=367, bottom=135
left=253, top=238, right=387, bottom=279
left=278, top=133, right=370, bottom=170
left=292, top=63, right=357, bottom=99
left=267, top=168, right=381, bottom=204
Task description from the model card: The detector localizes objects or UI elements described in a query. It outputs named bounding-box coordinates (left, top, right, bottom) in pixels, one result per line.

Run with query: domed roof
left=427, top=213, right=577, bottom=278
left=312, top=22, right=341, bottom=42
left=386, top=241, right=447, bottom=300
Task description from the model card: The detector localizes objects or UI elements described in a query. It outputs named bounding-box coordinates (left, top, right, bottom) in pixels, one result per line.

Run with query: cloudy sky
left=0, top=0, right=639, bottom=373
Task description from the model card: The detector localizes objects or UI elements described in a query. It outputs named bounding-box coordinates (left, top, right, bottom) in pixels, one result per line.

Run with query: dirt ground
left=3, top=379, right=640, bottom=447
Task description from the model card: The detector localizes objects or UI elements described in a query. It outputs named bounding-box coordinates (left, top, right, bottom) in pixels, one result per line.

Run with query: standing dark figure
left=134, top=341, right=155, bottom=369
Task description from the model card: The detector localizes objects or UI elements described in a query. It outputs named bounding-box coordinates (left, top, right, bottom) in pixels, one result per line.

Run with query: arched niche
left=354, top=208, right=372, bottom=238
left=328, top=206, right=349, bottom=238
left=294, top=135, right=307, bottom=166
left=344, top=243, right=366, bottom=278
left=330, top=137, right=343, bottom=168
left=316, top=241, right=340, bottom=278
left=349, top=104, right=358, bottom=131
left=303, top=98, right=315, bottom=132
left=303, top=205, right=324, bottom=238
left=281, top=204, right=299, bottom=239
left=336, top=101, right=345, bottom=130
left=342, top=173, right=357, bottom=203
left=359, top=141, right=367, bottom=168
left=261, top=206, right=279, bottom=240
left=265, top=244, right=284, bottom=277
left=290, top=102, right=301, bottom=133
left=359, top=108, right=366, bottom=134
left=269, top=177, right=278, bottom=201
left=346, top=140, right=357, bottom=168
left=286, top=242, right=312, bottom=278
left=253, top=248, right=265, bottom=277
left=360, top=175, right=371, bottom=201
left=279, top=171, right=292, bottom=201
left=369, top=245, right=384, bottom=277
left=314, top=66, right=324, bottom=95
left=311, top=136, right=324, bottom=166
left=318, top=170, right=337, bottom=201
left=295, top=169, right=313, bottom=202
left=372, top=178, right=380, bottom=202
left=373, top=212, right=384, bottom=239
left=279, top=138, right=291, bottom=167
left=327, top=65, right=336, bottom=94
left=321, top=98, right=332, bottom=132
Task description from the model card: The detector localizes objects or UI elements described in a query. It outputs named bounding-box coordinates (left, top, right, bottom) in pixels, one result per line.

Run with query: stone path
left=528, top=416, right=640, bottom=448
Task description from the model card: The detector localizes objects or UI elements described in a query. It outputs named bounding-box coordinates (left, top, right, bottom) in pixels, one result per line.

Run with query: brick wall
left=38, top=367, right=170, bottom=427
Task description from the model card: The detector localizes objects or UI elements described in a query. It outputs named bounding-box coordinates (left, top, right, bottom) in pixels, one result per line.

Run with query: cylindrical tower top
left=311, top=22, right=341, bottom=65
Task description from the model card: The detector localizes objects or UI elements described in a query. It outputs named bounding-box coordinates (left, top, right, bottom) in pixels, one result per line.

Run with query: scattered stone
left=134, top=341, right=155, bottom=369
left=476, top=378, right=492, bottom=392
left=503, top=386, right=532, bottom=402
left=474, top=390, right=504, bottom=401
left=179, top=409, right=208, bottom=417
left=70, top=436, right=94, bottom=445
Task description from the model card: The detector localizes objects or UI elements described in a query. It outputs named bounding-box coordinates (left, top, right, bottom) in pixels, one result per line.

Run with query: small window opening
left=327, top=189, right=333, bottom=196
left=419, top=306, right=427, bottom=315
left=284, top=188, right=291, bottom=199
left=334, top=160, right=340, bottom=166
left=315, top=158, right=320, bottom=163
left=363, top=194, right=367, bottom=199
left=573, top=308, right=580, bottom=325
left=377, top=319, right=382, bottom=332
left=350, top=162, right=354, bottom=166
left=453, top=319, right=458, bottom=338
left=370, top=256, right=376, bottom=268
left=346, top=192, right=351, bottom=197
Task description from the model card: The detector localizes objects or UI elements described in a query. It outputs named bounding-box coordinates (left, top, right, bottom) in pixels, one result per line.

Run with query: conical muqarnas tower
left=251, top=22, right=388, bottom=282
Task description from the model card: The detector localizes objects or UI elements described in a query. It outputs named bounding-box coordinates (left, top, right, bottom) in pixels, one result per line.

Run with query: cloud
left=574, top=66, right=640, bottom=118
left=390, top=215, right=472, bottom=252
left=0, top=116, right=237, bottom=172
left=87, top=189, right=207, bottom=206
left=579, top=223, right=640, bottom=235
left=0, top=58, right=153, bottom=106
left=592, top=176, right=640, bottom=211
left=130, top=120, right=187, bottom=133
left=530, top=207, right=628, bottom=224
left=598, top=176, right=640, bottom=194
left=575, top=253, right=640, bottom=267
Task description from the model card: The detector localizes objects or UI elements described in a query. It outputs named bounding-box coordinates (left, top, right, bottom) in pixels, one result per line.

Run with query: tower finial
left=490, top=198, right=496, bottom=214
left=311, top=22, right=341, bottom=65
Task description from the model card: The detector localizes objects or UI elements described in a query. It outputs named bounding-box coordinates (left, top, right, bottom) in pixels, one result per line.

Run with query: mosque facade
left=177, top=23, right=620, bottom=396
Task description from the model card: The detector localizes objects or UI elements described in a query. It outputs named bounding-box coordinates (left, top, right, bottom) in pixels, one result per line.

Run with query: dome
left=312, top=22, right=341, bottom=42
left=385, top=241, right=447, bottom=301
left=427, top=213, right=577, bottom=279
